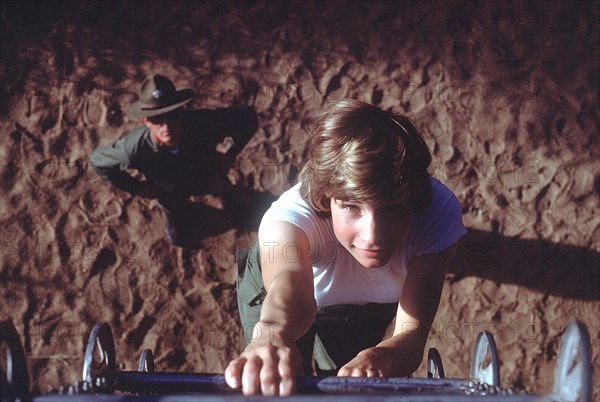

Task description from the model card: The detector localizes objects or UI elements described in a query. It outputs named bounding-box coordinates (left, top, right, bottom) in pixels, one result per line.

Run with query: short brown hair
left=299, top=99, right=432, bottom=213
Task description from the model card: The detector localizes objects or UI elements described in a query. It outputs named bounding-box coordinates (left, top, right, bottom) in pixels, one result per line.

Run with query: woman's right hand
left=226, top=222, right=315, bottom=396
left=224, top=330, right=303, bottom=396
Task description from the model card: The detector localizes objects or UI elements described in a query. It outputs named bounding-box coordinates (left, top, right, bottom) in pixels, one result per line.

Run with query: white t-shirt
left=260, top=178, right=467, bottom=307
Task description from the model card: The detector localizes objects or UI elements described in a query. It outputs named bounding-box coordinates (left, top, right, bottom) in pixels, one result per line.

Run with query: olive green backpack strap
left=235, top=244, right=266, bottom=343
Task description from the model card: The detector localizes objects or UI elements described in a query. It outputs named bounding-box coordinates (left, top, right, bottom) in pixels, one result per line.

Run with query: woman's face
left=330, top=198, right=412, bottom=268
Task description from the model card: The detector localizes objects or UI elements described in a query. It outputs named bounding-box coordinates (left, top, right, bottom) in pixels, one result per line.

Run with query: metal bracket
left=469, top=330, right=500, bottom=387
left=427, top=348, right=445, bottom=379
left=82, top=322, right=116, bottom=385
left=553, top=319, right=592, bottom=402
left=0, top=320, right=29, bottom=399
left=138, top=349, right=155, bottom=372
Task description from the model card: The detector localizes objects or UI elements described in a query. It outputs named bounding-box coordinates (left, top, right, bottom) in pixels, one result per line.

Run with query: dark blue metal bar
left=102, top=371, right=466, bottom=395
left=31, top=391, right=551, bottom=402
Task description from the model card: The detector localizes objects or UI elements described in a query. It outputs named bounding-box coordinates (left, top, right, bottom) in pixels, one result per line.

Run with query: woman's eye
left=342, top=204, right=360, bottom=213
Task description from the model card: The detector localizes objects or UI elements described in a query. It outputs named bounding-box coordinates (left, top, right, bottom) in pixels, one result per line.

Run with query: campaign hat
left=127, top=74, right=194, bottom=118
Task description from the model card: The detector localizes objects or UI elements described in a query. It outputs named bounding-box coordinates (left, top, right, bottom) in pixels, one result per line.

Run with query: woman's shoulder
left=269, top=183, right=315, bottom=212
left=408, top=177, right=466, bottom=255
left=261, top=183, right=334, bottom=246
left=416, top=177, right=463, bottom=218
left=430, top=177, right=459, bottom=203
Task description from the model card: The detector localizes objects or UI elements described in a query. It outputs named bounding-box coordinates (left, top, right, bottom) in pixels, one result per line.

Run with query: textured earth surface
left=1, top=1, right=598, bottom=398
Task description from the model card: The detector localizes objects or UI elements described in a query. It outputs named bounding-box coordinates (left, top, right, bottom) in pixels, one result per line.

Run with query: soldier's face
left=144, top=110, right=182, bottom=148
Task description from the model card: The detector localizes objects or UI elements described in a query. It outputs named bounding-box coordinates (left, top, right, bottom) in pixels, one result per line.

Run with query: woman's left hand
left=337, top=347, right=393, bottom=377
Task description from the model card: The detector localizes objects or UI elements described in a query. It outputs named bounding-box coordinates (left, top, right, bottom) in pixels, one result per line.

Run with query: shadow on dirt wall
left=449, top=229, right=600, bottom=301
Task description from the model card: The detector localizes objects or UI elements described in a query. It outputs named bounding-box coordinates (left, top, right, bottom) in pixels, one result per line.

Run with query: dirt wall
left=1, top=0, right=598, bottom=398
